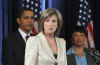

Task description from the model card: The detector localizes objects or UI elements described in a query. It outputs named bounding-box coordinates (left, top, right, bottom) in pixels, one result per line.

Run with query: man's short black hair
left=16, top=8, right=34, bottom=18
left=72, top=25, right=87, bottom=36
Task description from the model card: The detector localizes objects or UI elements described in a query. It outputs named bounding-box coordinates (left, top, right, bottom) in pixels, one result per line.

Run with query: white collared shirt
left=18, top=28, right=32, bottom=43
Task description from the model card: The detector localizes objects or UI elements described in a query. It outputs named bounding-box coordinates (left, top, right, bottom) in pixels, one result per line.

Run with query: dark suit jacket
left=2, top=31, right=34, bottom=65
left=67, top=49, right=97, bottom=65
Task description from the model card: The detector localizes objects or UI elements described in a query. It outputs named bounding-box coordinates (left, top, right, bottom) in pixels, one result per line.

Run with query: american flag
left=77, top=0, right=95, bottom=48
left=19, top=0, right=42, bottom=34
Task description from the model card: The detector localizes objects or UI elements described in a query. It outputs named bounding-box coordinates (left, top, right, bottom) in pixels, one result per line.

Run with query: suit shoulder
left=26, top=36, right=40, bottom=48
left=27, top=35, right=39, bottom=42
left=7, top=32, right=17, bottom=37
left=56, top=37, right=66, bottom=46
left=7, top=31, right=21, bottom=38
left=5, top=32, right=19, bottom=42
left=56, top=37, right=65, bottom=42
left=28, top=36, right=36, bottom=40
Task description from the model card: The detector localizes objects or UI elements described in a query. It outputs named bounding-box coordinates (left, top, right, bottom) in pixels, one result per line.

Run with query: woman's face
left=72, top=32, right=86, bottom=47
left=43, top=15, right=58, bottom=34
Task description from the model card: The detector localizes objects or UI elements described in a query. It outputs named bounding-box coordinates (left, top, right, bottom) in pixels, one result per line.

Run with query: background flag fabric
left=77, top=0, right=95, bottom=48
left=20, top=0, right=42, bottom=34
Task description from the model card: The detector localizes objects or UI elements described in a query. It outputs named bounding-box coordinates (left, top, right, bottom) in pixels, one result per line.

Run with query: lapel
left=67, top=54, right=77, bottom=65
left=16, top=31, right=26, bottom=47
left=55, top=37, right=61, bottom=62
left=38, top=32, right=61, bottom=62
left=16, top=30, right=35, bottom=47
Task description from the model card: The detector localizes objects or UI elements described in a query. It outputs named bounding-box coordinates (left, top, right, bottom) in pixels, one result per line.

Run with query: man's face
left=17, top=10, right=34, bottom=32
left=72, top=32, right=86, bottom=47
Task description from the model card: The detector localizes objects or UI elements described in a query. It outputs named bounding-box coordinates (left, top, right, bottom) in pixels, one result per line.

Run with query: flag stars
left=35, top=3, right=38, bottom=7
left=79, top=10, right=82, bottom=13
left=79, top=15, right=82, bottom=19
left=84, top=6, right=87, bottom=9
left=21, top=0, right=41, bottom=19
left=39, top=11, right=42, bottom=14
left=35, top=9, right=38, bottom=12
left=77, top=21, right=81, bottom=26
left=26, top=4, right=30, bottom=8
left=80, top=0, right=83, bottom=2
left=26, top=0, right=30, bottom=3
left=85, top=0, right=88, bottom=5
left=80, top=4, right=83, bottom=7
left=83, top=17, right=86, bottom=20
left=83, top=11, right=86, bottom=14
left=31, top=1, right=34, bottom=5
left=89, top=9, right=91, bottom=13
left=30, top=7, right=34, bottom=10
left=82, top=22, right=85, bottom=26
left=34, top=15, right=38, bottom=18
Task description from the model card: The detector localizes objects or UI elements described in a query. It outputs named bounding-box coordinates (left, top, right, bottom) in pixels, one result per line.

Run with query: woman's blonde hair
left=39, top=8, right=63, bottom=36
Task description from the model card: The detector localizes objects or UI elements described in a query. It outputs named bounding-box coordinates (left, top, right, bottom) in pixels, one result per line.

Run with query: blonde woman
left=24, top=8, right=67, bottom=65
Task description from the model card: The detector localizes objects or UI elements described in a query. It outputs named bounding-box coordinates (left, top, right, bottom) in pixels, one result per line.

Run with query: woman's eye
left=46, top=19, right=49, bottom=22
left=52, top=20, right=57, bottom=23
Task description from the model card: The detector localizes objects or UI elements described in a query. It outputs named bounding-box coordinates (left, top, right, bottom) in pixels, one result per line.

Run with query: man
left=67, top=26, right=97, bottom=65
left=3, top=8, right=35, bottom=65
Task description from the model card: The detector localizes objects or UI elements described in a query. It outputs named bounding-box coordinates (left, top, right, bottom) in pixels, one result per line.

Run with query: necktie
left=26, top=35, right=29, bottom=42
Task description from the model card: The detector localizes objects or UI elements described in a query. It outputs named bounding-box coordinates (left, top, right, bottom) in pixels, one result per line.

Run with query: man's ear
left=16, top=18, right=21, bottom=25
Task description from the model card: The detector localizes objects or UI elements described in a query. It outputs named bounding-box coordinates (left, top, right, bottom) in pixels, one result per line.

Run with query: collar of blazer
left=36, top=32, right=61, bottom=63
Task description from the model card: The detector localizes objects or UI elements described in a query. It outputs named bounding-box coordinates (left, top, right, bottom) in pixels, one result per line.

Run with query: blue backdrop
left=0, top=0, right=2, bottom=64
